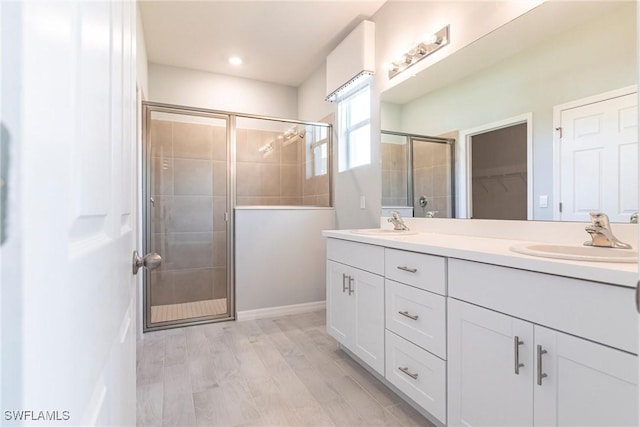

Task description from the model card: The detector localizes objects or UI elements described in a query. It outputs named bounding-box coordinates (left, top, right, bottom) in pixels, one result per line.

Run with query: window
left=338, top=83, right=371, bottom=171
left=306, top=125, right=329, bottom=178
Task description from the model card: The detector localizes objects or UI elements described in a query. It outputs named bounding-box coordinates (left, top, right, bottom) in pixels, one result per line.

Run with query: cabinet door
left=448, top=299, right=534, bottom=426
left=534, top=326, right=638, bottom=426
left=326, top=261, right=352, bottom=344
left=352, top=268, right=385, bottom=375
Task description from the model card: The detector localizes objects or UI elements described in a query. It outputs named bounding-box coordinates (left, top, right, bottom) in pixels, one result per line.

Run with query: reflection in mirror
left=381, top=131, right=454, bottom=218
left=471, top=123, right=527, bottom=220
left=380, top=1, right=637, bottom=221
left=381, top=133, right=409, bottom=208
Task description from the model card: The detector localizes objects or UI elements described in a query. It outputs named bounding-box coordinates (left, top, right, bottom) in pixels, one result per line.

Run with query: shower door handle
left=132, top=250, right=162, bottom=275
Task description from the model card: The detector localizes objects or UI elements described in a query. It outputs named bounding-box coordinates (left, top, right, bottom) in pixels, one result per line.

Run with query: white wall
left=394, top=4, right=636, bottom=220
left=234, top=208, right=335, bottom=313
left=381, top=102, right=401, bottom=130
left=136, top=4, right=149, bottom=99
left=297, top=64, right=333, bottom=122
left=148, top=63, right=298, bottom=118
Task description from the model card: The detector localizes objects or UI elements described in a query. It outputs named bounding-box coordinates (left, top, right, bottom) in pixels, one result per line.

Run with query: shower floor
left=150, top=298, right=227, bottom=323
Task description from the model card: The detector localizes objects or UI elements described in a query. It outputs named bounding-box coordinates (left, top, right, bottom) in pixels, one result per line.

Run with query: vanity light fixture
left=388, top=25, right=449, bottom=79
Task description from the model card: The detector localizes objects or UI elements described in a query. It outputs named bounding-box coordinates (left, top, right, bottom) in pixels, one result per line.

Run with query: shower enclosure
left=143, top=102, right=331, bottom=331
left=381, top=130, right=455, bottom=218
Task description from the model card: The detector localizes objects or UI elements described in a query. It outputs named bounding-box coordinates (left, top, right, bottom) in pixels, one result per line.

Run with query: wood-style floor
left=136, top=309, right=435, bottom=426
left=151, top=298, right=228, bottom=323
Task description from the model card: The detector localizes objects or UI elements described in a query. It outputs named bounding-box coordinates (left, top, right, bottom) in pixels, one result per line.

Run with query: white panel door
left=560, top=93, right=638, bottom=222
left=352, top=267, right=385, bottom=375
left=448, top=299, right=534, bottom=427
left=534, top=326, right=638, bottom=426
left=4, top=1, right=137, bottom=425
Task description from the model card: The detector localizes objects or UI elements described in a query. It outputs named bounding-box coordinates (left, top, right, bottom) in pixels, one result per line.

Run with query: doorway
left=457, top=113, right=533, bottom=219
left=470, top=123, right=528, bottom=220
left=143, top=104, right=233, bottom=330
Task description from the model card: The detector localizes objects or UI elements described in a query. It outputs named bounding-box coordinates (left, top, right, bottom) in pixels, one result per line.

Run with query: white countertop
left=322, top=229, right=638, bottom=288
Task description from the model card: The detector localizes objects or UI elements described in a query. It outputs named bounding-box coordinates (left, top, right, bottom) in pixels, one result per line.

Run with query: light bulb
left=423, top=34, right=438, bottom=45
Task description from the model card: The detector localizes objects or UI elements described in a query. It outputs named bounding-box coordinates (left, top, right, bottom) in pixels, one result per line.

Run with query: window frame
left=338, top=82, right=371, bottom=172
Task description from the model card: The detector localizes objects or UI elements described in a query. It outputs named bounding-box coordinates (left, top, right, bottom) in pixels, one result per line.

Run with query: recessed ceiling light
left=228, top=56, right=243, bottom=65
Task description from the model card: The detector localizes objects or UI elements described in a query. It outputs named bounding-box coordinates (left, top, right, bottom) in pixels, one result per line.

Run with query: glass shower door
left=412, top=137, right=454, bottom=218
left=144, top=106, right=231, bottom=330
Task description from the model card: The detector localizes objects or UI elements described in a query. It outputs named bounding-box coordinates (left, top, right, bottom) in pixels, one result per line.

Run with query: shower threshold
left=150, top=298, right=227, bottom=323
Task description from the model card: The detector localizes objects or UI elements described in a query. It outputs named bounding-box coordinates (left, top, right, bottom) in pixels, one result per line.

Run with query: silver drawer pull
left=398, top=311, right=419, bottom=321
left=398, top=366, right=418, bottom=379
left=537, top=344, right=548, bottom=386
left=348, top=276, right=354, bottom=295
left=514, top=336, right=524, bottom=375
left=342, top=273, right=348, bottom=293
left=397, top=266, right=417, bottom=273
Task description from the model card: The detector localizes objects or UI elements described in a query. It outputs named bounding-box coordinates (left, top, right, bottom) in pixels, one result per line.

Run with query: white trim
left=457, top=113, right=534, bottom=219
left=552, top=85, right=638, bottom=220
left=236, top=300, right=326, bottom=321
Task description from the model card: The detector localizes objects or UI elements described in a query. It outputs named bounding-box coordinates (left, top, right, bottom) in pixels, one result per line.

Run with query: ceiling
left=139, top=1, right=387, bottom=88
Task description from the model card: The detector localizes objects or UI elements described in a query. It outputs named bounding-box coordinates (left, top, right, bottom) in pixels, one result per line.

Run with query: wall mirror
left=380, top=1, right=637, bottom=222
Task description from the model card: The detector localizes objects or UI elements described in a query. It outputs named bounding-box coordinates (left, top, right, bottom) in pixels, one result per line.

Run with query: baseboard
left=236, top=300, right=326, bottom=321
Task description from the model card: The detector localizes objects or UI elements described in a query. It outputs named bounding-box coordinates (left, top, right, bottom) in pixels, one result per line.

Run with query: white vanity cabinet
left=325, top=233, right=638, bottom=427
left=326, top=239, right=385, bottom=375
left=448, top=260, right=639, bottom=427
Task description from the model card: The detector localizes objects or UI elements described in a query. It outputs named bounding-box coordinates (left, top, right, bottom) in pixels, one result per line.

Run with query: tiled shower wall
left=413, top=141, right=453, bottom=218
left=149, top=119, right=227, bottom=306
left=381, top=142, right=408, bottom=206
left=236, top=128, right=330, bottom=206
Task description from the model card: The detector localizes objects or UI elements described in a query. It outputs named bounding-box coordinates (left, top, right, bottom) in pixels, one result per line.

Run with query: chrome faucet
left=584, top=212, right=631, bottom=249
left=630, top=212, right=638, bottom=224
left=388, top=211, right=409, bottom=231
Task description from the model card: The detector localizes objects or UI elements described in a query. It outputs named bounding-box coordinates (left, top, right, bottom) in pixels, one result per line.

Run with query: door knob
left=132, top=250, right=162, bottom=275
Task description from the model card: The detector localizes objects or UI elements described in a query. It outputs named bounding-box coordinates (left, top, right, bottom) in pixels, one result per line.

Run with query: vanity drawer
left=385, top=329, right=446, bottom=424
left=327, top=238, right=384, bottom=275
left=385, top=279, right=446, bottom=359
left=385, top=248, right=446, bottom=295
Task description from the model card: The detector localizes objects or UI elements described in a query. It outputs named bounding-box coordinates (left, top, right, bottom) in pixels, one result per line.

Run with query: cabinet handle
left=537, top=344, right=548, bottom=386
left=514, top=336, right=524, bottom=375
left=348, top=276, right=354, bottom=295
left=398, top=311, right=419, bottom=321
left=397, top=266, right=417, bottom=273
left=398, top=366, right=419, bottom=379
left=636, top=280, right=640, bottom=313
left=342, top=273, right=348, bottom=293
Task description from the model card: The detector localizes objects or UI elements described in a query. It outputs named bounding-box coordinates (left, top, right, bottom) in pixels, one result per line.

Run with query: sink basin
left=350, top=228, right=418, bottom=236
left=510, top=243, right=638, bottom=263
